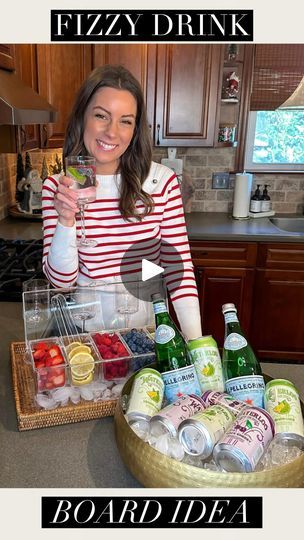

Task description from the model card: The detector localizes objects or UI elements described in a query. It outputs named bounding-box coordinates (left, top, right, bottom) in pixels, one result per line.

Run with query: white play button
left=142, top=259, right=164, bottom=282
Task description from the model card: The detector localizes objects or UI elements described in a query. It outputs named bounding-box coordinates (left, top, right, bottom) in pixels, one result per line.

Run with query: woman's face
left=83, top=86, right=137, bottom=175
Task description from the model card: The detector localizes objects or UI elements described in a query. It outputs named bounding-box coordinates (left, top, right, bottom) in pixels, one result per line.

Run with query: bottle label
left=261, top=201, right=271, bottom=212
left=155, top=324, right=175, bottom=344
left=161, top=365, right=201, bottom=403
left=224, top=312, right=238, bottom=324
left=224, top=332, right=247, bottom=350
left=153, top=302, right=167, bottom=315
left=225, top=375, right=265, bottom=408
left=250, top=200, right=261, bottom=212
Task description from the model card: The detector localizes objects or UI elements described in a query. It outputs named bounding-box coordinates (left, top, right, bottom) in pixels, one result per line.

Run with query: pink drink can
left=202, top=390, right=248, bottom=416
left=149, top=394, right=205, bottom=438
left=213, top=406, right=275, bottom=472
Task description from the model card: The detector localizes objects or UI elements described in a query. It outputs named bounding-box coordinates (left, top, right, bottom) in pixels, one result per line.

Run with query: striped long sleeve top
left=42, top=161, right=202, bottom=339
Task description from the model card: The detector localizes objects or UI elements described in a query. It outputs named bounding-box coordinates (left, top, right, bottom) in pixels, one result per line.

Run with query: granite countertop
left=1, top=213, right=304, bottom=243
left=0, top=215, right=304, bottom=488
left=185, top=212, right=304, bottom=242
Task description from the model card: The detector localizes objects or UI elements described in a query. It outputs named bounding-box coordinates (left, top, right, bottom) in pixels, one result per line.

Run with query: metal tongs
left=51, top=293, right=81, bottom=345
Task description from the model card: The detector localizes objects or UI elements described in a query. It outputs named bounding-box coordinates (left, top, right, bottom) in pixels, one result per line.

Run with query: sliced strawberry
left=34, top=341, right=49, bottom=351
left=52, top=366, right=65, bottom=377
left=50, top=354, right=64, bottom=366
left=33, top=348, right=46, bottom=361
left=35, top=360, right=45, bottom=370
left=48, top=345, right=61, bottom=358
left=45, top=381, right=55, bottom=390
left=52, top=374, right=65, bottom=387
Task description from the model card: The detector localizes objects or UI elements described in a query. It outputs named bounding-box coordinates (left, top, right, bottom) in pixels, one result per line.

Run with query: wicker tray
left=10, top=341, right=117, bottom=431
left=114, top=372, right=304, bottom=488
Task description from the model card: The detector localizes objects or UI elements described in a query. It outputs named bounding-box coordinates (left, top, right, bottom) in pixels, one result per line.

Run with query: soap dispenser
left=261, top=185, right=271, bottom=212
left=250, top=185, right=262, bottom=213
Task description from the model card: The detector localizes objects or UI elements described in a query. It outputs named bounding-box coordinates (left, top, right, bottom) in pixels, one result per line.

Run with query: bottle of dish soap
left=249, top=185, right=262, bottom=213
left=261, top=185, right=271, bottom=212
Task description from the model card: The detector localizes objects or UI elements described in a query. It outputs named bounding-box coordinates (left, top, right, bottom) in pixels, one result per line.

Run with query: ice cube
left=36, top=393, right=58, bottom=410
left=167, top=438, right=185, bottom=461
left=130, top=419, right=150, bottom=441
left=79, top=383, right=94, bottom=401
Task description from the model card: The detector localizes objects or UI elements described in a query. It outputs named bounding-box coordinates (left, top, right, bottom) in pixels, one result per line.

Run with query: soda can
left=187, top=335, right=225, bottom=393
left=150, top=394, right=206, bottom=438
left=213, top=406, right=275, bottom=472
left=264, top=379, right=304, bottom=449
left=202, top=390, right=248, bottom=416
left=126, top=367, right=164, bottom=426
left=178, top=404, right=235, bottom=459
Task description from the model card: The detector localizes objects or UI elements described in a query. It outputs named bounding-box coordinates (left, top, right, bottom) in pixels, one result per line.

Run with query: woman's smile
left=84, top=87, right=137, bottom=174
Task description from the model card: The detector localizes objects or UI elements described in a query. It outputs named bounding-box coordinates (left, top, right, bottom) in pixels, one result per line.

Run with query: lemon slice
left=67, top=166, right=86, bottom=184
left=72, top=372, right=94, bottom=386
left=69, top=352, right=95, bottom=377
left=65, top=341, right=82, bottom=356
left=68, top=344, right=91, bottom=361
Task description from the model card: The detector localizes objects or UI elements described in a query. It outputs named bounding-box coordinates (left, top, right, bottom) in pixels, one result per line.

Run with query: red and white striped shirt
left=42, top=161, right=202, bottom=339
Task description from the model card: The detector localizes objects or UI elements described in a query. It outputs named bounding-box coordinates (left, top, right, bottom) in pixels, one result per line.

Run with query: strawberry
left=50, top=354, right=64, bottom=366
left=35, top=360, right=45, bottom=370
left=33, top=348, right=46, bottom=361
left=52, top=374, right=65, bottom=387
left=48, top=345, right=61, bottom=358
left=34, top=341, right=49, bottom=351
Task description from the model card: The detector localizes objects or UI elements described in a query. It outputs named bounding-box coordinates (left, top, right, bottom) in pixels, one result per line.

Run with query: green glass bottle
left=151, top=293, right=201, bottom=403
left=222, top=303, right=265, bottom=407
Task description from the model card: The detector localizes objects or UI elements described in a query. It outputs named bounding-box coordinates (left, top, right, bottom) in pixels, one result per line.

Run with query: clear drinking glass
left=67, top=291, right=98, bottom=333
left=65, top=155, right=97, bottom=247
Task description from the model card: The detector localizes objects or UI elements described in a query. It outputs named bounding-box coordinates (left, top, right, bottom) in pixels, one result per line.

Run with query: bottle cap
left=222, top=303, right=237, bottom=314
left=151, top=293, right=163, bottom=302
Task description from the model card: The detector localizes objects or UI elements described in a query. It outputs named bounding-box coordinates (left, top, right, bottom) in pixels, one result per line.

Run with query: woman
left=42, top=65, right=202, bottom=340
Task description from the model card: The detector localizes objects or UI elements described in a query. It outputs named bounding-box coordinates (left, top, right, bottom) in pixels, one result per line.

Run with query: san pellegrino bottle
left=222, top=303, right=265, bottom=407
left=151, top=293, right=201, bottom=403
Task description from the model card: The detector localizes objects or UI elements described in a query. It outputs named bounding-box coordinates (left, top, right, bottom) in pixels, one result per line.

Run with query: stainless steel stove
left=0, top=238, right=44, bottom=301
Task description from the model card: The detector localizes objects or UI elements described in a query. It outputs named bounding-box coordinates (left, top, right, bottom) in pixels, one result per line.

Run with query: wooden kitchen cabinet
left=92, top=44, right=156, bottom=130
left=250, top=243, right=304, bottom=361
left=190, top=240, right=257, bottom=347
left=155, top=44, right=222, bottom=146
left=36, top=45, right=92, bottom=148
left=0, top=44, right=15, bottom=70
left=14, top=44, right=40, bottom=150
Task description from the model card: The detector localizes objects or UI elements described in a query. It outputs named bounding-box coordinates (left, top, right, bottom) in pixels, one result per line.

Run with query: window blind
left=250, top=44, right=304, bottom=111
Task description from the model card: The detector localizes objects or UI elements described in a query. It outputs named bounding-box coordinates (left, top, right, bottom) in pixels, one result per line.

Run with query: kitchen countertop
left=0, top=300, right=303, bottom=488
left=1, top=212, right=304, bottom=243
left=185, top=212, right=304, bottom=242
left=0, top=214, right=304, bottom=488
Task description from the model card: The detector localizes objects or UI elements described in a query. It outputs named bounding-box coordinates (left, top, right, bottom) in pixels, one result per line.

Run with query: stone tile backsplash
left=0, top=146, right=303, bottom=218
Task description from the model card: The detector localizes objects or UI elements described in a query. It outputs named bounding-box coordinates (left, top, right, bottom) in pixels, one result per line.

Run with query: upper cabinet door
left=154, top=44, right=222, bottom=146
left=92, top=44, right=156, bottom=130
left=0, top=44, right=15, bottom=70
left=36, top=45, right=92, bottom=148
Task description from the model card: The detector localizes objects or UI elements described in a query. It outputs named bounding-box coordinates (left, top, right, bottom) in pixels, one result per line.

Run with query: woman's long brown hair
left=63, top=65, right=154, bottom=221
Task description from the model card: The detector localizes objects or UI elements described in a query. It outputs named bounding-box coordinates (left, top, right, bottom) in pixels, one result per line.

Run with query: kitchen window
left=244, top=44, right=304, bottom=173
left=244, top=109, right=304, bottom=172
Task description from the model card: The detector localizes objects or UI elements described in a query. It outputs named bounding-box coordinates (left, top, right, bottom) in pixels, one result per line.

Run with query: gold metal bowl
left=114, top=373, right=304, bottom=488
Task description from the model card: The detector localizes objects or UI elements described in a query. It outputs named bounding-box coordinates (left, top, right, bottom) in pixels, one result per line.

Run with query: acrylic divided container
left=28, top=337, right=68, bottom=393
left=119, top=327, right=155, bottom=371
left=91, top=331, right=132, bottom=381
left=60, top=333, right=100, bottom=387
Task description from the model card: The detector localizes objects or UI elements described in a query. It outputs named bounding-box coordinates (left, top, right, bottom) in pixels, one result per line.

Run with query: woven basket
left=114, top=373, right=304, bottom=488
left=11, top=342, right=117, bottom=431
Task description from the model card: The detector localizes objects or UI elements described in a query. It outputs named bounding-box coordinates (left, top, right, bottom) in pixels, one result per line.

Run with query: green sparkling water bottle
left=151, top=293, right=201, bottom=403
left=222, top=303, right=265, bottom=407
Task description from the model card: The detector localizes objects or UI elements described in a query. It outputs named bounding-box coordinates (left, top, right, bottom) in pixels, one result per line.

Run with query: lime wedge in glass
left=67, top=166, right=86, bottom=185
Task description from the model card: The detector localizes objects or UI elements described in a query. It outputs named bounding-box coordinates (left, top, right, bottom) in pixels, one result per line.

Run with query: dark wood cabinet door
left=92, top=44, right=156, bottom=131
left=155, top=44, right=222, bottom=146
left=0, top=44, right=15, bottom=70
left=250, top=269, right=304, bottom=361
left=196, top=266, right=255, bottom=348
left=36, top=45, right=92, bottom=148
left=14, top=44, right=40, bottom=150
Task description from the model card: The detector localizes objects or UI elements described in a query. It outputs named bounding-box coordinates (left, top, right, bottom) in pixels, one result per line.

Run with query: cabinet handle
left=156, top=124, right=160, bottom=145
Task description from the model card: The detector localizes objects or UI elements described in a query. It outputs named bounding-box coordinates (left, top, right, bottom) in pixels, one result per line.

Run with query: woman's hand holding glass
left=54, top=175, right=79, bottom=227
